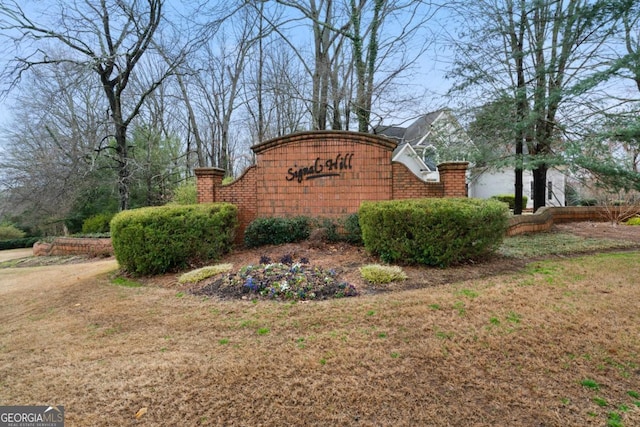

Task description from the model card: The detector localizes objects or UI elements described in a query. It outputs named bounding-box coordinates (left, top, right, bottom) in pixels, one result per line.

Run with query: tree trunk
left=532, top=165, right=548, bottom=212
left=115, top=123, right=130, bottom=211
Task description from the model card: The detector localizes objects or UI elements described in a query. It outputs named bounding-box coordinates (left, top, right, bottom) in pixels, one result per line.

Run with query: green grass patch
left=457, top=288, right=479, bottom=299
left=607, top=412, right=623, bottom=427
left=593, top=397, right=608, bottom=407
left=580, top=378, right=600, bottom=391
left=499, top=232, right=635, bottom=258
left=110, top=277, right=142, bottom=288
left=506, top=311, right=522, bottom=324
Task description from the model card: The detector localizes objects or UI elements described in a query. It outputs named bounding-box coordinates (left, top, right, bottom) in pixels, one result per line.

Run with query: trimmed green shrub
left=359, top=198, right=509, bottom=267
left=321, top=214, right=363, bottom=244
left=244, top=216, right=311, bottom=247
left=0, top=237, right=39, bottom=250
left=111, top=203, right=238, bottom=275
left=0, top=224, right=26, bottom=240
left=82, top=213, right=115, bottom=234
left=490, top=194, right=528, bottom=210
left=244, top=214, right=363, bottom=247
left=343, top=213, right=362, bottom=244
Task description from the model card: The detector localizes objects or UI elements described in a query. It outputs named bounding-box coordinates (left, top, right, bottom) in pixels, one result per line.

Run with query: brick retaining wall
left=33, top=237, right=114, bottom=257
left=507, top=206, right=632, bottom=236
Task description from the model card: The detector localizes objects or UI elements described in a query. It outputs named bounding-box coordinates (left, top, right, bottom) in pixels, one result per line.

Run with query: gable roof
left=403, top=110, right=444, bottom=145
left=375, top=109, right=449, bottom=147
left=373, top=125, right=405, bottom=142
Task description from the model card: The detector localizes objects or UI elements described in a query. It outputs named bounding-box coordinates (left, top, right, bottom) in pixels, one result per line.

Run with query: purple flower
left=244, top=277, right=258, bottom=291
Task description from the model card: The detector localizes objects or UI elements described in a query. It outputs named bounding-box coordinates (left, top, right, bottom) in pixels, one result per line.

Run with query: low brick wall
left=33, top=237, right=114, bottom=257
left=507, top=206, right=631, bottom=236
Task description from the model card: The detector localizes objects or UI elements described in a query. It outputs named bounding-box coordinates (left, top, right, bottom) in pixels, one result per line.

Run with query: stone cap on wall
left=194, top=167, right=225, bottom=177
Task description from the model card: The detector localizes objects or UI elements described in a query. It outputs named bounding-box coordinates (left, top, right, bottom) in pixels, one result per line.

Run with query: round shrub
left=0, top=224, right=26, bottom=240
left=359, top=198, right=509, bottom=267
left=82, top=212, right=115, bottom=234
left=111, top=203, right=238, bottom=275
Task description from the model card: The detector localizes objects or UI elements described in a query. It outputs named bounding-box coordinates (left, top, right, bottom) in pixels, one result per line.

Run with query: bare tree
left=173, top=5, right=261, bottom=174
left=0, top=0, right=184, bottom=210
left=0, top=63, right=108, bottom=232
left=244, top=39, right=310, bottom=142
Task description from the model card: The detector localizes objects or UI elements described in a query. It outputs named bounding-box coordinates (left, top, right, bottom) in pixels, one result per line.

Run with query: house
left=375, top=109, right=475, bottom=182
left=469, top=167, right=567, bottom=209
left=376, top=108, right=567, bottom=208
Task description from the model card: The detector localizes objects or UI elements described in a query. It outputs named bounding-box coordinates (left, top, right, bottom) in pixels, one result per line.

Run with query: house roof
left=373, top=125, right=405, bottom=142
left=376, top=108, right=473, bottom=170
left=403, top=110, right=444, bottom=145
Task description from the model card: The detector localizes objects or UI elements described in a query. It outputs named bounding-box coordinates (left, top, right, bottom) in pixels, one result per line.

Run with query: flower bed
left=191, top=254, right=358, bottom=301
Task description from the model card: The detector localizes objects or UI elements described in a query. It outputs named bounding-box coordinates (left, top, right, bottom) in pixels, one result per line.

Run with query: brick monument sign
left=195, top=130, right=468, bottom=240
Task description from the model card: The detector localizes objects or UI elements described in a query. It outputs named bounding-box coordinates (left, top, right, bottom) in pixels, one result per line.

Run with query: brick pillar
left=194, top=168, right=225, bottom=203
left=438, top=162, right=469, bottom=197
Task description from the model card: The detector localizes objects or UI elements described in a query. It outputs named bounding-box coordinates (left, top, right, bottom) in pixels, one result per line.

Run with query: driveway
left=0, top=249, right=118, bottom=295
left=0, top=248, right=33, bottom=263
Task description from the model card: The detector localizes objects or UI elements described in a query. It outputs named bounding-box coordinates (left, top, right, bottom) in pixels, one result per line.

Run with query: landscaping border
left=33, top=237, right=114, bottom=257
left=507, top=206, right=632, bottom=236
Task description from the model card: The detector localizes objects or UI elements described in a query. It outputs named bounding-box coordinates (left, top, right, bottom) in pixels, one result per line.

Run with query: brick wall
left=196, top=130, right=469, bottom=241
left=33, top=237, right=114, bottom=257
left=507, top=206, right=630, bottom=236
left=438, top=162, right=469, bottom=197
left=392, top=163, right=444, bottom=199
left=195, top=168, right=224, bottom=203
left=252, top=131, right=395, bottom=218
left=216, top=166, right=258, bottom=240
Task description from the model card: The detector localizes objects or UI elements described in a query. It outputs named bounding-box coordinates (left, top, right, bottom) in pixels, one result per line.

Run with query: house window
left=547, top=181, right=553, bottom=200
left=530, top=181, right=534, bottom=201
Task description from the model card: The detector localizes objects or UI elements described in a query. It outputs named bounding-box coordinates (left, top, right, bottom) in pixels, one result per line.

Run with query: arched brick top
left=196, top=130, right=469, bottom=243
left=252, top=130, right=397, bottom=154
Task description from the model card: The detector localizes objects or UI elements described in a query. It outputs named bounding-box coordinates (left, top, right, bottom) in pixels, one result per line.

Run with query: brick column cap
left=194, top=167, right=226, bottom=177
left=437, top=161, right=469, bottom=171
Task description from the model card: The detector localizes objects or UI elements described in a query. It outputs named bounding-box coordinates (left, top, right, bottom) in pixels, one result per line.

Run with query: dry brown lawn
left=1, top=227, right=640, bottom=426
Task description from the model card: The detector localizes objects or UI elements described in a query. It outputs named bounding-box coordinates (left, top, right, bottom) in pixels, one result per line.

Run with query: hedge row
left=244, top=214, right=362, bottom=247
left=0, top=237, right=40, bottom=250
left=358, top=198, right=509, bottom=267
left=111, top=203, right=238, bottom=275
left=490, top=194, right=528, bottom=210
